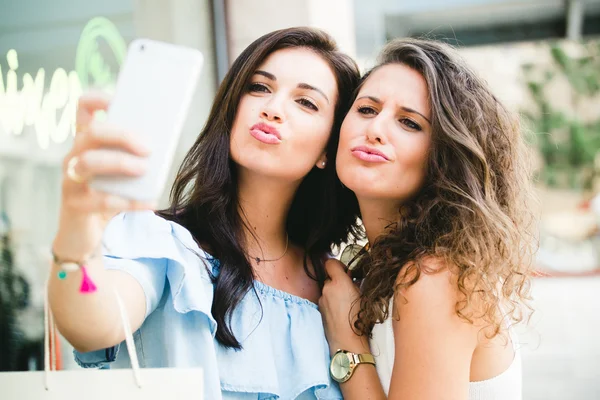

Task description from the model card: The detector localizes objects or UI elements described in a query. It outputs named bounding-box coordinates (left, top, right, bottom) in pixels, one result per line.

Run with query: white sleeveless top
left=370, top=310, right=522, bottom=400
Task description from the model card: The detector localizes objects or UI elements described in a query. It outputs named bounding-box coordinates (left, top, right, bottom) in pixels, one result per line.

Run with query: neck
left=358, top=197, right=401, bottom=245
left=236, top=168, right=300, bottom=258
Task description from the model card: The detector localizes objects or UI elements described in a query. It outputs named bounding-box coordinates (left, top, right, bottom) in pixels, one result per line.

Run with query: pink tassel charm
left=79, top=265, right=97, bottom=293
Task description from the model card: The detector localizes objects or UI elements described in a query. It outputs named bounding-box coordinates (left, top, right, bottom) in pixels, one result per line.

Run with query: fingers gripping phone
left=89, top=39, right=204, bottom=202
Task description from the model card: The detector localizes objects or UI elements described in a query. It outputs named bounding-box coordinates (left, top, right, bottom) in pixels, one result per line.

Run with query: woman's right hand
left=52, top=92, right=154, bottom=262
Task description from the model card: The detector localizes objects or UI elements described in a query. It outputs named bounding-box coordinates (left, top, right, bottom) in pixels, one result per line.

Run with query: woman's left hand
left=319, top=259, right=370, bottom=356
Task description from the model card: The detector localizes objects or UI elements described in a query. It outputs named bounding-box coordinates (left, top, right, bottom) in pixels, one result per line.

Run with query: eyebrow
left=255, top=70, right=276, bottom=81
left=254, top=70, right=330, bottom=104
left=297, top=82, right=329, bottom=104
left=357, top=95, right=431, bottom=124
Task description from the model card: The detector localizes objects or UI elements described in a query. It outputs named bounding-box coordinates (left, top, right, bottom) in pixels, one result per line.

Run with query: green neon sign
left=0, top=17, right=127, bottom=150
left=76, top=17, right=127, bottom=89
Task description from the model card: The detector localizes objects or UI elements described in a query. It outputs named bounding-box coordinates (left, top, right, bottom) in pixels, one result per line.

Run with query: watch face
left=330, top=352, right=351, bottom=381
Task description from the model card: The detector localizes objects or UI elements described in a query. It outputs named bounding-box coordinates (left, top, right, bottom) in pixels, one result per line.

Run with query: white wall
left=520, top=276, right=600, bottom=399
left=226, top=0, right=356, bottom=60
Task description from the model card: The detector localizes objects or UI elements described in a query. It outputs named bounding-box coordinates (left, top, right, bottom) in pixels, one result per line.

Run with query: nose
left=366, top=114, right=387, bottom=145
left=260, top=97, right=285, bottom=123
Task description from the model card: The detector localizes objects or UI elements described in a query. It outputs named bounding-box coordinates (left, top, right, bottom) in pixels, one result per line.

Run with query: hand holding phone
left=53, top=39, right=203, bottom=262
left=89, top=39, right=204, bottom=202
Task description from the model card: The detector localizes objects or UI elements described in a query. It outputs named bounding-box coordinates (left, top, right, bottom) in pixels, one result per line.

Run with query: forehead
left=257, top=48, right=338, bottom=100
left=360, top=63, right=430, bottom=117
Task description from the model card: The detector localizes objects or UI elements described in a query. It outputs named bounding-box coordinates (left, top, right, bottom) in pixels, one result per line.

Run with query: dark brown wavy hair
left=159, top=28, right=361, bottom=349
left=353, top=38, right=537, bottom=339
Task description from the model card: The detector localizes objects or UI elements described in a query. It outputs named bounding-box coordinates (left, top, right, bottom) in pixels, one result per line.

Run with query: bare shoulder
left=393, top=257, right=485, bottom=341
left=394, top=257, right=458, bottom=308
left=391, top=257, right=480, bottom=353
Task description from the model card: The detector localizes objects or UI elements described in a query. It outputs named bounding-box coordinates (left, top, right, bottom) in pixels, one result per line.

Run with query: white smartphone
left=89, top=38, right=204, bottom=202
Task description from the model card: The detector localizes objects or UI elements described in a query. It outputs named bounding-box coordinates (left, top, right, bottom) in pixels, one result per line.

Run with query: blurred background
left=0, top=0, right=599, bottom=398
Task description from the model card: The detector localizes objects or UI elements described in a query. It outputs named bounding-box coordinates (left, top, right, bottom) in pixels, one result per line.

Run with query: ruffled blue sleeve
left=102, top=212, right=170, bottom=318
left=74, top=210, right=217, bottom=367
left=72, top=211, right=340, bottom=400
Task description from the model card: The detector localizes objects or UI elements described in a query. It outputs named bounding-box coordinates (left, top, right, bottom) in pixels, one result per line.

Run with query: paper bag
left=0, top=287, right=204, bottom=399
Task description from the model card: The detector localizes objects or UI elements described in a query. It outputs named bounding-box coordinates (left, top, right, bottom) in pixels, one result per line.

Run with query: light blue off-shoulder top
left=74, top=211, right=341, bottom=400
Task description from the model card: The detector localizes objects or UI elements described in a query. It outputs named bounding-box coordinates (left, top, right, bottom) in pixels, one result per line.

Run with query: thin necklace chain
left=252, top=234, right=289, bottom=264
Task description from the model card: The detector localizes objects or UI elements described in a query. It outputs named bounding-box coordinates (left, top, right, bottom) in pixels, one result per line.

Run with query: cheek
left=277, top=115, right=332, bottom=180
left=231, top=96, right=253, bottom=135
left=404, top=136, right=430, bottom=169
left=230, top=96, right=257, bottom=159
left=289, top=112, right=332, bottom=154
left=393, top=136, right=430, bottom=189
left=336, top=118, right=363, bottom=184
left=338, top=118, right=352, bottom=146
left=337, top=115, right=360, bottom=153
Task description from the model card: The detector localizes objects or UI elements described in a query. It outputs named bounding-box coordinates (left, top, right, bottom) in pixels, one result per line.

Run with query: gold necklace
left=252, top=234, right=289, bottom=264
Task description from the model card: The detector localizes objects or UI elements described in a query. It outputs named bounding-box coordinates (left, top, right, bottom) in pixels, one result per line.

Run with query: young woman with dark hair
left=49, top=27, right=361, bottom=399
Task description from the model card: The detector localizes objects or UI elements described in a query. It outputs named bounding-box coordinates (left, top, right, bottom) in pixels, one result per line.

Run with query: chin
left=338, top=159, right=370, bottom=188
left=346, top=182, right=384, bottom=199
left=339, top=172, right=372, bottom=197
left=338, top=169, right=393, bottom=202
left=238, top=157, right=308, bottom=182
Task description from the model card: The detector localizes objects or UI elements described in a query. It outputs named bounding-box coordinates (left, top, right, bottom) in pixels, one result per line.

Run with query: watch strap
left=352, top=353, right=375, bottom=366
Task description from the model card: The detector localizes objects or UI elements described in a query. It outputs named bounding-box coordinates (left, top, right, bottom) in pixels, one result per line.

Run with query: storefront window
left=0, top=0, right=135, bottom=371
left=1, top=0, right=217, bottom=371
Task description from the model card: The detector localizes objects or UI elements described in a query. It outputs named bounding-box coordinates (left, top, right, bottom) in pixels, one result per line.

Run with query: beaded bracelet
left=52, top=251, right=98, bottom=294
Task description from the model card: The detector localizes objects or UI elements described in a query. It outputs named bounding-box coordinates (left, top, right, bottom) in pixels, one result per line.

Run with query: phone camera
left=140, top=44, right=145, bottom=51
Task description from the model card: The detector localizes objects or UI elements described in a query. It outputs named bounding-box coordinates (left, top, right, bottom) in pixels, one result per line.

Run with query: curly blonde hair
left=353, top=38, right=537, bottom=339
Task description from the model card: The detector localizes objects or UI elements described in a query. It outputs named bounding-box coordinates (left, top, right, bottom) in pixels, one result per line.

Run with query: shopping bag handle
left=44, top=284, right=143, bottom=390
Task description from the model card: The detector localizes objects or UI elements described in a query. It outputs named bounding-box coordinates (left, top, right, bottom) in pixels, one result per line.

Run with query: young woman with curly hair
left=319, top=38, right=536, bottom=400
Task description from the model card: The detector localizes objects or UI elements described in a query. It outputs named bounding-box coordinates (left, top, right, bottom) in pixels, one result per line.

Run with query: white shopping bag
left=0, top=287, right=204, bottom=399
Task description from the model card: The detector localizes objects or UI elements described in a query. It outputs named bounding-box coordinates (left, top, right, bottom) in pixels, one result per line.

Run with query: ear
left=316, top=153, right=327, bottom=169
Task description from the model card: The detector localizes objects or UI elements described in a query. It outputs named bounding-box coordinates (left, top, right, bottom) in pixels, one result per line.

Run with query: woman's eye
left=400, top=118, right=422, bottom=131
left=297, top=98, right=318, bottom=111
left=357, top=106, right=376, bottom=115
left=248, top=83, right=269, bottom=93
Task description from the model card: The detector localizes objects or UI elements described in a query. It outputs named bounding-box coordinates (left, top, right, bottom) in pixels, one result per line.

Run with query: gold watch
left=329, top=349, right=376, bottom=383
